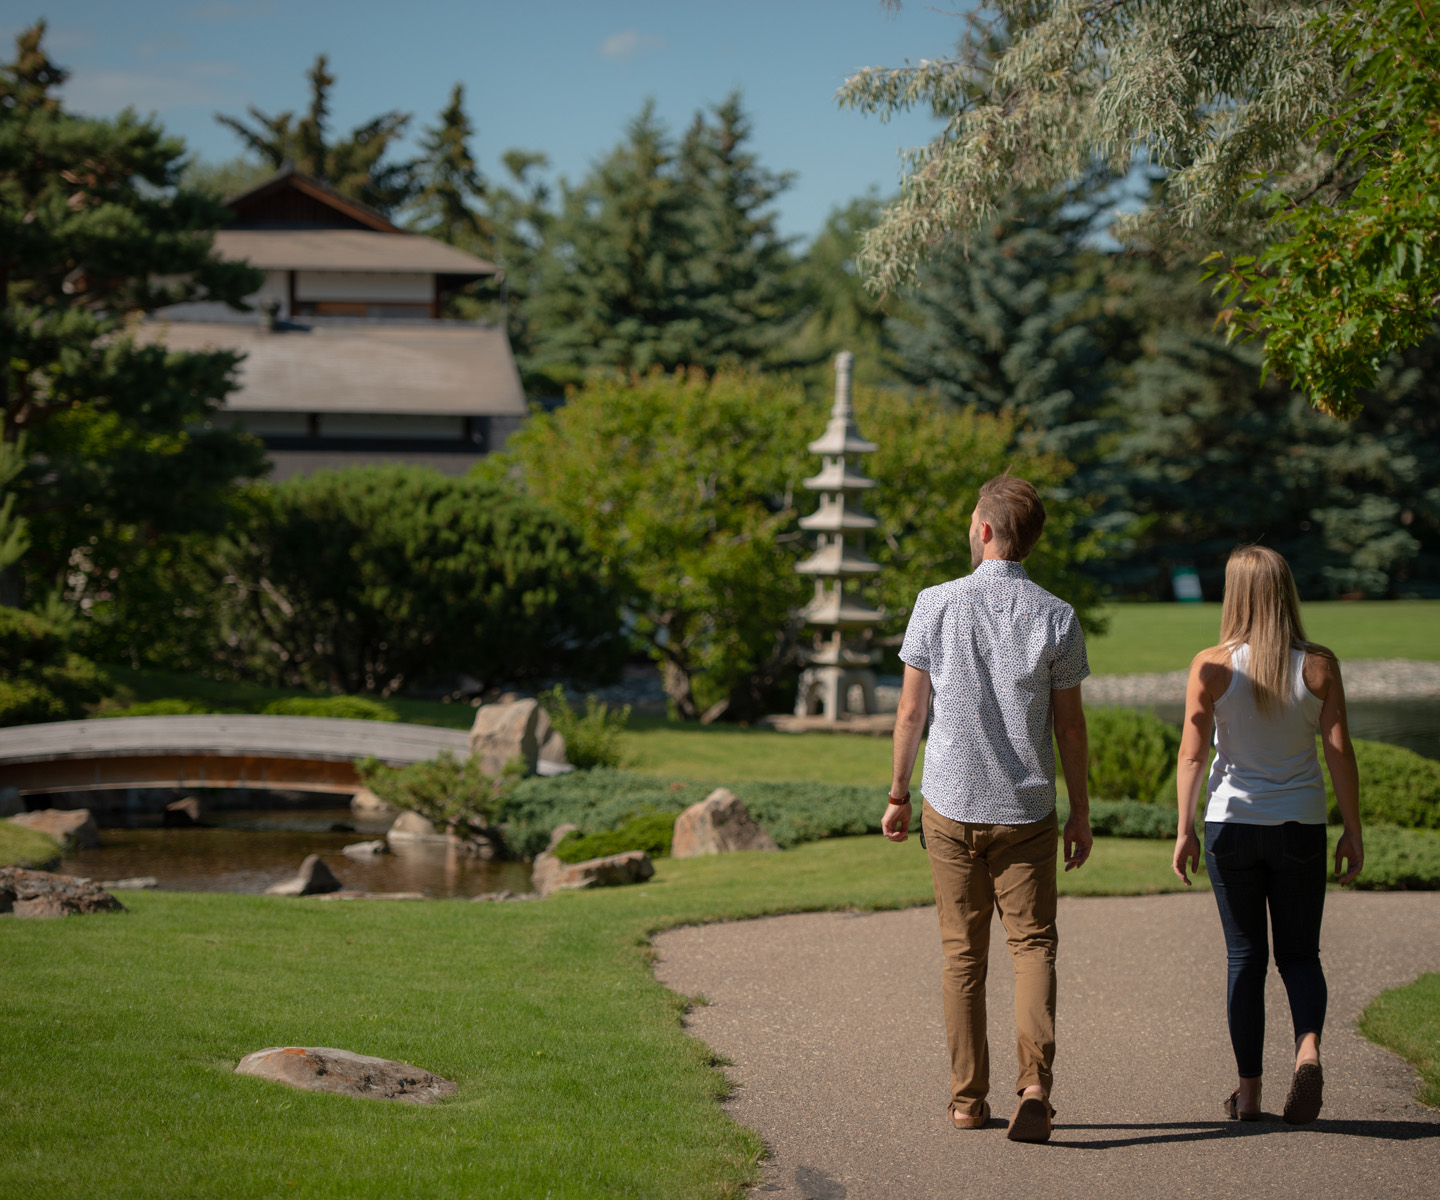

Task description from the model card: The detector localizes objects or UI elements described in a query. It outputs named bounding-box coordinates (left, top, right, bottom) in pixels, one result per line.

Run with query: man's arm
left=1052, top=684, right=1092, bottom=870
left=882, top=664, right=931, bottom=842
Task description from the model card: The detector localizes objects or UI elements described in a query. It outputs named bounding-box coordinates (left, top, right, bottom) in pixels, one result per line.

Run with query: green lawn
left=1359, top=972, right=1440, bottom=1107
left=0, top=836, right=1192, bottom=1200
left=0, top=822, right=61, bottom=869
left=1086, top=600, right=1440, bottom=675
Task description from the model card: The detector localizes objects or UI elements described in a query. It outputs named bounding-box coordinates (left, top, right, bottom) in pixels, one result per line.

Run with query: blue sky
left=11, top=1, right=965, bottom=242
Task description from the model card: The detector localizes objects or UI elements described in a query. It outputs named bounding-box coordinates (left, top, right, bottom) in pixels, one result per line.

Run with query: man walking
left=882, top=474, right=1093, bottom=1144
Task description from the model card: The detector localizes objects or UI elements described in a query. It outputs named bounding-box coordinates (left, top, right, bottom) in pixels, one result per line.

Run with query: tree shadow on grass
left=1049, top=1117, right=1440, bottom=1150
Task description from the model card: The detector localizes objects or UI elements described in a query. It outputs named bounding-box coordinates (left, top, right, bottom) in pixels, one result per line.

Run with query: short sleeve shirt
left=899, top=559, right=1089, bottom=825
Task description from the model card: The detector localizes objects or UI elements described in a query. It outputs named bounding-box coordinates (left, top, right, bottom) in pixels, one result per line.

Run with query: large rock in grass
left=468, top=696, right=551, bottom=779
left=0, top=867, right=126, bottom=919
left=235, top=1046, right=456, bottom=1103
left=9, top=807, right=100, bottom=850
left=531, top=847, right=654, bottom=897
left=671, top=788, right=778, bottom=858
left=263, top=854, right=342, bottom=896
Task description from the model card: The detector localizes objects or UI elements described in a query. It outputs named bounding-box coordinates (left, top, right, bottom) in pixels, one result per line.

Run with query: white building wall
left=294, top=272, right=432, bottom=303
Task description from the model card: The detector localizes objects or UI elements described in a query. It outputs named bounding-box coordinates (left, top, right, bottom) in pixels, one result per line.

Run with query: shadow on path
left=1051, top=1117, right=1440, bottom=1150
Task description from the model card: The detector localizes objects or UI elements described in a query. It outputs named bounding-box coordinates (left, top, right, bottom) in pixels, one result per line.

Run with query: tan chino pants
left=922, top=802, right=1059, bottom=1118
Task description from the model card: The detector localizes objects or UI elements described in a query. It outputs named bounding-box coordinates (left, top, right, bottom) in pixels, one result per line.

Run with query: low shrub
left=0, top=606, right=108, bottom=727
left=262, top=696, right=398, bottom=722
left=96, top=698, right=217, bottom=717
left=1327, top=741, right=1440, bottom=829
left=552, top=811, right=677, bottom=863
left=538, top=686, right=630, bottom=769
left=1082, top=801, right=1195, bottom=840
left=357, top=751, right=504, bottom=830
left=1083, top=708, right=1181, bottom=802
left=1342, top=825, right=1440, bottom=891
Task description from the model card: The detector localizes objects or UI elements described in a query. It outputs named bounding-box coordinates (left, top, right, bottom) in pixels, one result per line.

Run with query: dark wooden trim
left=4, top=753, right=362, bottom=795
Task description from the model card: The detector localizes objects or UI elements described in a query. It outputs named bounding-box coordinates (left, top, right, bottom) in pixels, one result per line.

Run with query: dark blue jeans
left=1204, top=821, right=1328, bottom=1079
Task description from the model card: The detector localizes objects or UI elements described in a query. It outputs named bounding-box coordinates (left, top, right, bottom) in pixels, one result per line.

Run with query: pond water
left=59, top=808, right=534, bottom=899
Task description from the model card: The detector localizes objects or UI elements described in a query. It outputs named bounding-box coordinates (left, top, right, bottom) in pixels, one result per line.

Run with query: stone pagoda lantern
left=794, top=351, right=884, bottom=720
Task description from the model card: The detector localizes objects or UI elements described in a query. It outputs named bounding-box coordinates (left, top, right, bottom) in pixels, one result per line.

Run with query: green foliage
left=1, top=24, right=266, bottom=627
left=1084, top=708, right=1182, bottom=802
left=1349, top=826, right=1440, bottom=891
left=0, top=821, right=61, bottom=869
left=218, top=466, right=624, bottom=695
left=407, top=83, right=489, bottom=247
left=1214, top=1, right=1440, bottom=418
left=552, top=811, right=678, bottom=864
left=538, top=685, right=629, bottom=769
left=356, top=751, right=502, bottom=831
left=96, top=698, right=215, bottom=717
left=1081, top=801, right=1195, bottom=840
left=214, top=54, right=416, bottom=213
left=261, top=695, right=398, bottom=722
left=0, top=605, right=106, bottom=726
left=1360, top=972, right=1440, bottom=1105
left=1326, top=740, right=1440, bottom=829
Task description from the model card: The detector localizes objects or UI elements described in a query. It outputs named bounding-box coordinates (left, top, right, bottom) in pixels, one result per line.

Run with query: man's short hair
left=976, top=474, right=1046, bottom=559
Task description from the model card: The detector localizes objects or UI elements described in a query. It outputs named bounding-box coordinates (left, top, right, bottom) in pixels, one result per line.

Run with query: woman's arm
left=1314, top=651, right=1363, bottom=884
left=1172, top=651, right=1221, bottom=884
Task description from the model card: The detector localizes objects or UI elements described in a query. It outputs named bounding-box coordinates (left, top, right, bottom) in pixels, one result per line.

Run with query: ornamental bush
left=1327, top=741, right=1440, bottom=830
left=1083, top=708, right=1182, bottom=802
left=538, top=686, right=629, bottom=769
left=357, top=751, right=505, bottom=831
left=262, top=696, right=398, bottom=722
left=0, top=606, right=107, bottom=727
left=551, top=811, right=678, bottom=864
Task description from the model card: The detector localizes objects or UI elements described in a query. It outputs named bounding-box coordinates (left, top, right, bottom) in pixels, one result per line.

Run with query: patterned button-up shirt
left=899, top=559, right=1089, bottom=825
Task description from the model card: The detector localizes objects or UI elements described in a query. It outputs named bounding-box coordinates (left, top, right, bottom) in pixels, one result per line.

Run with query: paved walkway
left=654, top=893, right=1440, bottom=1199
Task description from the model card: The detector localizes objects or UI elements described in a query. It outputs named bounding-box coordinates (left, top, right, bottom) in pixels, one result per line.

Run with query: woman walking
left=1172, top=545, right=1363, bottom=1124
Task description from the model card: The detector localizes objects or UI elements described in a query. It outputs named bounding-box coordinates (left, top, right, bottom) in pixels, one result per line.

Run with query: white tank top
left=1205, top=643, right=1327, bottom=825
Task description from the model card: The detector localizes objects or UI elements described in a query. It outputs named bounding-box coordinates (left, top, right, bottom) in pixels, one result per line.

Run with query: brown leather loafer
left=950, top=1100, right=991, bottom=1129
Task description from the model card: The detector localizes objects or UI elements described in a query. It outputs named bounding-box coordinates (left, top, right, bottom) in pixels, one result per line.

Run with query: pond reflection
left=60, top=808, right=533, bottom=898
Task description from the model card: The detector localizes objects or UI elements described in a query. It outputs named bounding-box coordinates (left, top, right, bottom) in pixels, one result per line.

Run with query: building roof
left=225, top=165, right=404, bottom=232
left=212, top=228, right=497, bottom=278
left=141, top=319, right=526, bottom=416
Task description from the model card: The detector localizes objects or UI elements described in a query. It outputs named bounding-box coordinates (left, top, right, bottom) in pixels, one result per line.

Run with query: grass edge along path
left=1359, top=972, right=1440, bottom=1108
left=2, top=837, right=1193, bottom=1200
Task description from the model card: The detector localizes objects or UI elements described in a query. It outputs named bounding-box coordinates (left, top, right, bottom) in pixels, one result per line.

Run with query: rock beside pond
left=532, top=848, right=654, bottom=897
left=8, top=807, right=100, bottom=850
left=350, top=787, right=397, bottom=817
left=100, top=876, right=158, bottom=890
left=469, top=695, right=551, bottom=778
left=386, top=810, right=447, bottom=845
left=471, top=889, right=538, bottom=902
left=342, top=839, right=389, bottom=858
left=0, top=867, right=126, bottom=919
left=163, top=796, right=204, bottom=827
left=671, top=788, right=778, bottom=858
left=235, top=1046, right=457, bottom=1103
left=263, top=854, right=342, bottom=896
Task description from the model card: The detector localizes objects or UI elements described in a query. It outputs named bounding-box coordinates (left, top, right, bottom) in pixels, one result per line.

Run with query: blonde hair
left=1219, top=545, right=1310, bottom=716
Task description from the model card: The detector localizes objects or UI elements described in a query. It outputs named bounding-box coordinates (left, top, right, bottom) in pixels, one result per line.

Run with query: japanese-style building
left=146, top=165, right=526, bottom=479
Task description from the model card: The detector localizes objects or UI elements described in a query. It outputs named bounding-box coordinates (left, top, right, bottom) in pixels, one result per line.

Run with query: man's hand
left=881, top=799, right=912, bottom=842
left=1063, top=813, right=1092, bottom=871
left=1173, top=830, right=1201, bottom=886
left=1334, top=828, right=1364, bottom=885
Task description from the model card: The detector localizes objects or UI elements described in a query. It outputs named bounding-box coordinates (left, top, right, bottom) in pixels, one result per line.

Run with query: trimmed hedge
left=261, top=695, right=398, bottom=722
left=1343, top=826, right=1440, bottom=891
left=97, top=698, right=218, bottom=717
left=1085, top=707, right=1181, bottom=802
left=552, top=811, right=678, bottom=863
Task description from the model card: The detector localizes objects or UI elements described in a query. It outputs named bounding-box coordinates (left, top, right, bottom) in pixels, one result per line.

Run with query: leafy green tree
left=216, top=467, right=625, bottom=696
left=0, top=605, right=108, bottom=726
left=215, top=53, right=416, bottom=213
left=0, top=23, right=266, bottom=623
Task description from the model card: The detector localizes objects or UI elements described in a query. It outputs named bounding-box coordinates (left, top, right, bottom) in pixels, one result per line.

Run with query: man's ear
left=977, top=519, right=994, bottom=544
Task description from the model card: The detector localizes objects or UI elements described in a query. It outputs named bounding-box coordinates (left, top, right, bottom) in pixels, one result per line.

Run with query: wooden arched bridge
left=0, top=716, right=470, bottom=796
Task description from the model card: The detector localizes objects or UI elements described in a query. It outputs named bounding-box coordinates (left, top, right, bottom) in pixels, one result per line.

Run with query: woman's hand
left=1173, top=830, right=1201, bottom=885
left=1334, top=828, right=1363, bottom=885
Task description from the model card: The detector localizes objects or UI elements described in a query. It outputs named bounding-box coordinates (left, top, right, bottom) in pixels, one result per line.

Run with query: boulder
left=0, top=867, right=126, bottom=919
left=350, top=787, right=398, bottom=817
left=341, top=839, right=389, bottom=858
left=671, top=788, right=779, bottom=858
left=468, top=696, right=552, bottom=778
left=234, top=1046, right=456, bottom=1104
left=8, top=807, right=100, bottom=850
left=386, top=810, right=448, bottom=845
left=163, top=796, right=204, bottom=827
left=445, top=833, right=497, bottom=860
left=0, top=787, right=22, bottom=817
left=532, top=848, right=654, bottom=897
left=99, top=876, right=159, bottom=890
left=263, top=854, right=343, bottom=896
left=470, top=890, right=538, bottom=902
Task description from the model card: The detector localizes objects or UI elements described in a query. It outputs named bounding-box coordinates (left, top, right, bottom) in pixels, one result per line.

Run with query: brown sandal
left=950, top=1100, right=991, bottom=1129
left=1282, top=1063, right=1323, bottom=1125
left=1223, top=1089, right=1263, bottom=1122
left=1006, top=1095, right=1055, bottom=1143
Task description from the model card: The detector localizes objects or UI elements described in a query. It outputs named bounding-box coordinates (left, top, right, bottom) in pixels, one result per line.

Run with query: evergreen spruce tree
left=678, top=93, right=795, bottom=365
left=0, top=23, right=266, bottom=621
left=216, top=54, right=416, bottom=214
left=408, top=84, right=489, bottom=249
left=525, top=103, right=703, bottom=381
left=886, top=193, right=1107, bottom=463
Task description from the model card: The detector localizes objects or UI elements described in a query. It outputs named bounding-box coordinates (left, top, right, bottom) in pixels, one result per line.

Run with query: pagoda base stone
left=793, top=665, right=878, bottom=720
left=758, top=712, right=896, bottom=736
